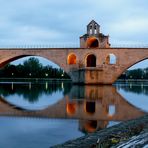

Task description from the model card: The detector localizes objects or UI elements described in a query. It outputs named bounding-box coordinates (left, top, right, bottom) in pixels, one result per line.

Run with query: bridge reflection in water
left=0, top=82, right=146, bottom=133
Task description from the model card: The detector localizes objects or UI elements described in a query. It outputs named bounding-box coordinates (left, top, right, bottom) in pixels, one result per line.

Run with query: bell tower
left=80, top=20, right=110, bottom=48
left=87, top=20, right=100, bottom=36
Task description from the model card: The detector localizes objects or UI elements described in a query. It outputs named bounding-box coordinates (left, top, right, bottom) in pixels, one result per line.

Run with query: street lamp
left=61, top=70, right=64, bottom=77
left=45, top=73, right=48, bottom=77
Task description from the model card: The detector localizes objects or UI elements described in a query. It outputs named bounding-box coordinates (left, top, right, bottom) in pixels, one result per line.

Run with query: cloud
left=0, top=0, right=148, bottom=46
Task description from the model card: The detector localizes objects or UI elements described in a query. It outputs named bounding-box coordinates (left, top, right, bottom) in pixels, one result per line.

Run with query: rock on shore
left=52, top=115, right=148, bottom=148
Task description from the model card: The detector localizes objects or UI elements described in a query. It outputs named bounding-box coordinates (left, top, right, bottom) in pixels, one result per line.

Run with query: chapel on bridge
left=80, top=20, right=110, bottom=48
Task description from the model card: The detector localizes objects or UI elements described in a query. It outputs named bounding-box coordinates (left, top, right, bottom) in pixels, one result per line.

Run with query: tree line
left=0, top=57, right=147, bottom=79
left=0, top=57, right=70, bottom=79
left=119, top=68, right=148, bottom=79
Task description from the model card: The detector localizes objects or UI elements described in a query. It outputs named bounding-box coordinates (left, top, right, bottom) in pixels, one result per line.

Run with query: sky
left=0, top=0, right=148, bottom=69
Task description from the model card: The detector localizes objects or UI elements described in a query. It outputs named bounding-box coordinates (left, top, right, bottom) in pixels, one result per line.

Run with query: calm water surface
left=0, top=81, right=147, bottom=148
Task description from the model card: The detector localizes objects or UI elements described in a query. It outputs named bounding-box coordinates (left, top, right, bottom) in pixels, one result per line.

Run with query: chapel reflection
left=79, top=120, right=108, bottom=133
left=66, top=85, right=146, bottom=133
left=66, top=85, right=118, bottom=119
left=0, top=83, right=146, bottom=134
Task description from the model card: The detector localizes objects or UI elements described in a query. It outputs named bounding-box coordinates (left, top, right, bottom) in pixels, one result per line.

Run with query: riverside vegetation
left=0, top=57, right=69, bottom=79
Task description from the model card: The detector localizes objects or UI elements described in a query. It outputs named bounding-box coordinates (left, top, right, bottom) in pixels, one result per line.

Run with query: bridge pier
left=69, top=66, right=118, bottom=84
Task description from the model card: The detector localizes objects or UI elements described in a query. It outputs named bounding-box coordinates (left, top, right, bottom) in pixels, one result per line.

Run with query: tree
left=23, top=57, right=43, bottom=77
left=0, top=57, right=70, bottom=79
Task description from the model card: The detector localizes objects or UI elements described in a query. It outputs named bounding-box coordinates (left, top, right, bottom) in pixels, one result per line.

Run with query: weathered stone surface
left=52, top=115, right=148, bottom=148
left=0, top=48, right=148, bottom=84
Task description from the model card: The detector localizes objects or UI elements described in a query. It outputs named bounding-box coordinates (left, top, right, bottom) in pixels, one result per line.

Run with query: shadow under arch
left=0, top=55, right=71, bottom=79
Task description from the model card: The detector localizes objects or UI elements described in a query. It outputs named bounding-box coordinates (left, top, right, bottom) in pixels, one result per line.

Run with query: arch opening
left=67, top=53, right=76, bottom=65
left=67, top=102, right=76, bottom=115
left=108, top=105, right=115, bottom=116
left=86, top=54, right=96, bottom=67
left=87, top=37, right=99, bottom=48
left=0, top=56, right=70, bottom=79
left=0, top=82, right=69, bottom=111
left=85, top=101, right=95, bottom=114
left=118, top=59, right=148, bottom=80
left=84, top=120, right=98, bottom=133
left=106, top=53, right=117, bottom=64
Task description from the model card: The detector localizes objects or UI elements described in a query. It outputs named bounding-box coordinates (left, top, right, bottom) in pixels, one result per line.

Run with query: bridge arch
left=126, top=58, right=148, bottom=70
left=119, top=58, right=148, bottom=79
left=85, top=53, right=96, bottom=67
left=0, top=54, right=71, bottom=78
left=0, top=55, right=29, bottom=68
left=85, top=101, right=96, bottom=115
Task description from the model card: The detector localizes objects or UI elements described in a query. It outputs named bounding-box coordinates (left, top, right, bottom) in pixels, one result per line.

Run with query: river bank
left=52, top=115, right=148, bottom=148
left=0, top=78, right=71, bottom=83
left=116, top=79, right=148, bottom=83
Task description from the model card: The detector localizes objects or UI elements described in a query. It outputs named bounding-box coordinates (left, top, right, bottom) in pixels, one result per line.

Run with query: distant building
left=80, top=20, right=110, bottom=48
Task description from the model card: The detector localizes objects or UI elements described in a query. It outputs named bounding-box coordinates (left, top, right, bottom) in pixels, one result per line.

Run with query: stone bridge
left=0, top=20, right=148, bottom=84
left=0, top=48, right=147, bottom=84
left=0, top=85, right=146, bottom=132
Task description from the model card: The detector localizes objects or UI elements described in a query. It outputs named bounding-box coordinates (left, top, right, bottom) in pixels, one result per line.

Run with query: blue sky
left=0, top=0, right=147, bottom=69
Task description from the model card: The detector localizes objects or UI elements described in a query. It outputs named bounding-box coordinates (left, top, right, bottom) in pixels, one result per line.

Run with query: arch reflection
left=65, top=85, right=146, bottom=133
left=0, top=83, right=146, bottom=134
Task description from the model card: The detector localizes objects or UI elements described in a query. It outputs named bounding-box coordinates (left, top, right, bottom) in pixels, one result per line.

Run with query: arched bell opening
left=87, top=37, right=99, bottom=48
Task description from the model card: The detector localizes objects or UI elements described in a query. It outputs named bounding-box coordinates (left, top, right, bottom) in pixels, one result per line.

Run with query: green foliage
left=119, top=68, right=148, bottom=79
left=0, top=57, right=70, bottom=79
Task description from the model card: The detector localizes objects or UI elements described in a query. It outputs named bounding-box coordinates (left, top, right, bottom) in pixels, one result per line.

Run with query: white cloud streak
left=0, top=0, right=148, bottom=46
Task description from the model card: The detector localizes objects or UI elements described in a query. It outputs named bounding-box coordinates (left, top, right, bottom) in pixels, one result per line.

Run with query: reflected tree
left=0, top=82, right=72, bottom=103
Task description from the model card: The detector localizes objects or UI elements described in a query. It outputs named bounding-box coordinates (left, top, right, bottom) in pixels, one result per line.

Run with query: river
left=0, top=81, right=147, bottom=148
